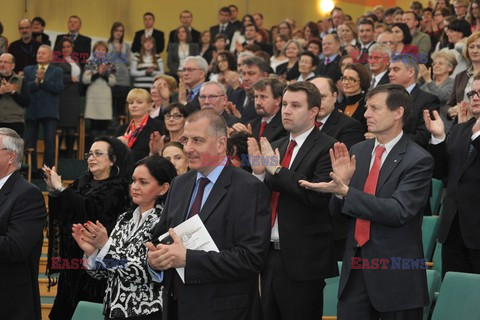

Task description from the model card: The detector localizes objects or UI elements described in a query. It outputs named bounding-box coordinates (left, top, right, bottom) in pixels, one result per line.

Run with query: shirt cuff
left=85, top=249, right=100, bottom=270
left=472, top=131, right=480, bottom=141
left=252, top=172, right=266, bottom=182
left=430, top=134, right=446, bottom=145
left=147, top=263, right=164, bottom=283
left=97, top=238, right=113, bottom=261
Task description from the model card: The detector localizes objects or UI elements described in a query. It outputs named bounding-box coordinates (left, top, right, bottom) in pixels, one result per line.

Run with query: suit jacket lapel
left=172, top=172, right=196, bottom=227
left=355, top=140, right=374, bottom=189
left=0, top=171, right=19, bottom=208
left=290, top=129, right=319, bottom=171
left=460, top=118, right=477, bottom=176
left=198, top=165, right=231, bottom=222
left=376, top=135, right=408, bottom=194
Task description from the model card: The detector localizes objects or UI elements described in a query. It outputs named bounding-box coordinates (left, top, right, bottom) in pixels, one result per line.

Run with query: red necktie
left=187, top=177, right=210, bottom=219
left=355, top=145, right=386, bottom=246
left=186, top=90, right=193, bottom=103
left=270, top=140, right=297, bottom=226
left=258, top=121, right=268, bottom=139
left=315, top=121, right=323, bottom=129
left=324, top=57, right=330, bottom=65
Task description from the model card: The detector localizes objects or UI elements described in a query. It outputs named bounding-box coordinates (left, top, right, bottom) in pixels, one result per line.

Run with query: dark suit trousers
left=261, top=247, right=325, bottom=320
left=24, top=118, right=57, bottom=169
left=337, top=268, right=423, bottom=320
left=442, top=214, right=480, bottom=278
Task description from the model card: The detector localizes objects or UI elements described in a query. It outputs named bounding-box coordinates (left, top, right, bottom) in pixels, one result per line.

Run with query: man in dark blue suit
left=53, top=16, right=91, bottom=67
left=300, top=84, right=433, bottom=320
left=131, top=12, right=165, bottom=54
left=23, top=45, right=63, bottom=170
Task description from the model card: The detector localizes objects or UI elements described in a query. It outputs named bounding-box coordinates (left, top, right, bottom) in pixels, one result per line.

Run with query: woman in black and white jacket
left=72, top=155, right=177, bottom=319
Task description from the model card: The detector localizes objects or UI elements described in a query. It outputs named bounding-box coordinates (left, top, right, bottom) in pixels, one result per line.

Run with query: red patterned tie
left=355, top=145, right=386, bottom=246
left=258, top=121, right=268, bottom=139
left=270, top=140, right=297, bottom=226
left=187, top=177, right=210, bottom=219
left=315, top=121, right=323, bottom=129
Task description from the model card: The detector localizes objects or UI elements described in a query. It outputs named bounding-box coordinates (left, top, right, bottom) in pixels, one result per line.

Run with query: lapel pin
left=394, top=160, right=397, bottom=163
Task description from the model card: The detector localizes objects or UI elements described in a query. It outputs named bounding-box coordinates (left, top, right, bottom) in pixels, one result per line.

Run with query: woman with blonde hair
left=338, top=21, right=358, bottom=55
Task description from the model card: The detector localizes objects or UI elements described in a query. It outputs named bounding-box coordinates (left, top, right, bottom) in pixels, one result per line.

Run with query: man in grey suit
left=300, top=84, right=433, bottom=319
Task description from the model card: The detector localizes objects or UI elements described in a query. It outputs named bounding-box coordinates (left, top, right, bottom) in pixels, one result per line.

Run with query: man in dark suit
left=229, top=4, right=243, bottom=31
left=389, top=55, right=440, bottom=148
left=53, top=15, right=91, bottom=66
left=147, top=109, right=271, bottom=320
left=168, top=10, right=201, bottom=45
left=424, top=75, right=480, bottom=277
left=0, top=128, right=46, bottom=320
left=210, top=7, right=237, bottom=45
left=316, top=34, right=342, bottom=83
left=229, top=56, right=268, bottom=123
left=238, top=24, right=272, bottom=56
left=179, top=56, right=208, bottom=114
left=131, top=12, right=165, bottom=54
left=300, top=84, right=433, bottom=319
left=248, top=82, right=338, bottom=320
left=8, top=19, right=41, bottom=74
left=355, top=19, right=376, bottom=64
left=23, top=45, right=63, bottom=170
left=368, top=43, right=391, bottom=91
left=232, top=77, right=287, bottom=143
left=199, top=81, right=241, bottom=127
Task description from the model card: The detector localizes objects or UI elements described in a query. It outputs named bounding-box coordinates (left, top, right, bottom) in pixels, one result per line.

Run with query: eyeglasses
left=341, top=76, right=359, bottom=83
left=198, top=94, right=224, bottom=101
left=84, top=151, right=108, bottom=160
left=467, top=90, right=480, bottom=100
left=179, top=67, right=203, bottom=73
left=165, top=113, right=184, bottom=120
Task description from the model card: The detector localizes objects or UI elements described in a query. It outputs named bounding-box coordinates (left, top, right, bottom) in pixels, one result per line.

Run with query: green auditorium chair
left=71, top=301, right=104, bottom=320
left=323, top=262, right=342, bottom=317
left=430, top=178, right=444, bottom=215
left=422, top=216, right=440, bottom=261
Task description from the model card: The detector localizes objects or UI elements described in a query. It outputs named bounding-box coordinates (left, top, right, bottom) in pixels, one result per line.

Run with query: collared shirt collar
left=289, top=126, right=315, bottom=148
left=406, top=83, right=416, bottom=94
left=0, top=172, right=14, bottom=190
left=195, top=156, right=227, bottom=184
left=325, top=53, right=339, bottom=61
left=374, top=70, right=388, bottom=83
left=190, top=82, right=204, bottom=97
left=318, top=112, right=331, bottom=125
left=373, top=131, right=403, bottom=158
left=263, top=113, right=276, bottom=124
left=361, top=41, right=374, bottom=49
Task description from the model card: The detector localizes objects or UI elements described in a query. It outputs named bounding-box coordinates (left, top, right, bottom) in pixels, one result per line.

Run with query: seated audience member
left=374, top=22, right=388, bottom=42
left=116, top=88, right=166, bottom=162
left=167, top=26, right=200, bottom=75
left=442, top=18, right=471, bottom=77
left=0, top=128, right=46, bottom=320
left=227, top=131, right=252, bottom=172
left=83, top=41, right=116, bottom=137
left=199, top=31, right=215, bottom=64
left=72, top=155, right=176, bottom=319
left=161, top=141, right=189, bottom=175
left=469, top=0, right=480, bottom=32
left=0, top=53, right=30, bottom=135
left=368, top=44, right=391, bottom=91
left=200, top=81, right=241, bottom=127
left=419, top=50, right=456, bottom=104
left=210, top=6, right=237, bottom=45
left=168, top=10, right=201, bottom=45
left=108, top=22, right=131, bottom=121
left=231, top=77, right=287, bottom=142
left=132, top=12, right=165, bottom=54
left=424, top=74, right=480, bottom=278
left=23, top=45, right=63, bottom=170
left=391, top=22, right=420, bottom=58
left=338, top=63, right=371, bottom=131
left=32, top=17, right=51, bottom=46
left=162, top=102, right=189, bottom=142
left=43, top=136, right=132, bottom=320
left=377, top=30, right=396, bottom=52
left=307, top=38, right=322, bottom=58
left=0, top=22, right=8, bottom=54
left=338, top=21, right=359, bottom=55
left=53, top=15, right=92, bottom=67
left=8, top=19, right=41, bottom=74
left=356, top=19, right=376, bottom=64
left=131, top=36, right=164, bottom=89
left=278, top=20, right=293, bottom=39
left=52, top=38, right=82, bottom=158
left=275, top=39, right=301, bottom=81
left=150, top=74, right=178, bottom=121
left=229, top=14, right=256, bottom=52
left=235, top=24, right=272, bottom=55
left=297, top=50, right=319, bottom=81
left=209, top=50, right=237, bottom=85
left=177, top=55, right=208, bottom=114
left=403, top=11, right=432, bottom=57
left=303, top=21, right=320, bottom=44
left=316, top=33, right=343, bottom=83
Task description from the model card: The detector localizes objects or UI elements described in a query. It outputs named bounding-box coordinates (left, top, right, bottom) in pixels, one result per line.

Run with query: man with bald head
left=23, top=45, right=63, bottom=171
left=0, top=53, right=30, bottom=135
left=8, top=19, right=41, bottom=74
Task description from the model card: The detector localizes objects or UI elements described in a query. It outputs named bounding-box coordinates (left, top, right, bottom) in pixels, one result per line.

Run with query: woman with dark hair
left=43, top=136, right=132, bottom=320
left=468, top=0, right=480, bottom=32
left=338, top=63, right=370, bottom=131
left=72, top=155, right=176, bottom=319
left=275, top=39, right=302, bottom=81
left=199, top=31, right=215, bottom=64
left=52, top=37, right=83, bottom=158
left=0, top=21, right=7, bottom=54
left=391, top=22, right=420, bottom=57
left=227, top=131, right=252, bottom=173
left=230, top=14, right=256, bottom=51
left=303, top=21, right=320, bottom=43
left=444, top=18, right=472, bottom=76
left=167, top=26, right=199, bottom=75
left=162, top=141, right=189, bottom=175
left=131, top=36, right=165, bottom=89
left=278, top=20, right=293, bottom=39
left=116, top=88, right=166, bottom=162
left=162, top=102, right=189, bottom=142
left=210, top=50, right=237, bottom=84
left=108, top=22, right=131, bottom=122
left=271, top=34, right=289, bottom=71
left=31, top=17, right=51, bottom=45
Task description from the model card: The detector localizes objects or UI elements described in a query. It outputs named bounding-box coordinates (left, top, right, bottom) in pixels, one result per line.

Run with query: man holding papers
left=147, top=109, right=271, bottom=320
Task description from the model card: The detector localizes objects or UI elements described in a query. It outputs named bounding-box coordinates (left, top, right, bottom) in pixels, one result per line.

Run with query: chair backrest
left=422, top=216, right=440, bottom=261
left=431, top=272, right=480, bottom=320
left=432, top=241, right=442, bottom=276
left=430, top=178, right=444, bottom=215
left=323, top=262, right=342, bottom=316
left=71, top=301, right=104, bottom=320
left=423, top=269, right=442, bottom=320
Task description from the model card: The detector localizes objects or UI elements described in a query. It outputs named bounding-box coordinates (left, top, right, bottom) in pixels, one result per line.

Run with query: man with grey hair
left=368, top=44, right=391, bottom=90
left=8, top=19, right=41, bottom=74
left=388, top=54, right=440, bottom=148
left=147, top=109, right=271, bottom=319
left=199, top=81, right=241, bottom=127
left=180, top=55, right=208, bottom=114
left=0, top=53, right=30, bottom=135
left=23, top=45, right=63, bottom=170
left=0, top=127, right=47, bottom=320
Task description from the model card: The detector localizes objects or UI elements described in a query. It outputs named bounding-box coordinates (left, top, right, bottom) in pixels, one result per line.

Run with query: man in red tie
left=300, top=84, right=433, bottom=320
left=248, top=81, right=338, bottom=320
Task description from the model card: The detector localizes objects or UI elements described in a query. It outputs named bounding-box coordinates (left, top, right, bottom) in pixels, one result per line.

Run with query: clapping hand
left=423, top=109, right=445, bottom=140
left=42, top=165, right=63, bottom=191
left=149, top=131, right=166, bottom=155
left=71, top=221, right=108, bottom=257
left=146, top=229, right=186, bottom=270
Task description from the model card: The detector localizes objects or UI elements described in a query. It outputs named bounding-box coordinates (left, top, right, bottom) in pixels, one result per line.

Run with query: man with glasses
left=179, top=56, right=208, bottom=114
left=377, top=31, right=396, bottom=52
left=425, top=74, right=480, bottom=277
left=0, top=53, right=30, bottom=136
left=7, top=19, right=41, bottom=74
left=368, top=44, right=391, bottom=90
left=388, top=55, right=439, bottom=148
left=0, top=127, right=47, bottom=320
left=199, top=81, right=240, bottom=127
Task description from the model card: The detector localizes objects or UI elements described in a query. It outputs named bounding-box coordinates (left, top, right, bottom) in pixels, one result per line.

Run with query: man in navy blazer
left=23, top=45, right=63, bottom=170
left=300, top=84, right=433, bottom=319
left=53, top=16, right=91, bottom=66
left=147, top=109, right=270, bottom=320
left=0, top=128, right=46, bottom=320
left=132, top=12, right=165, bottom=54
left=210, top=7, right=237, bottom=45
